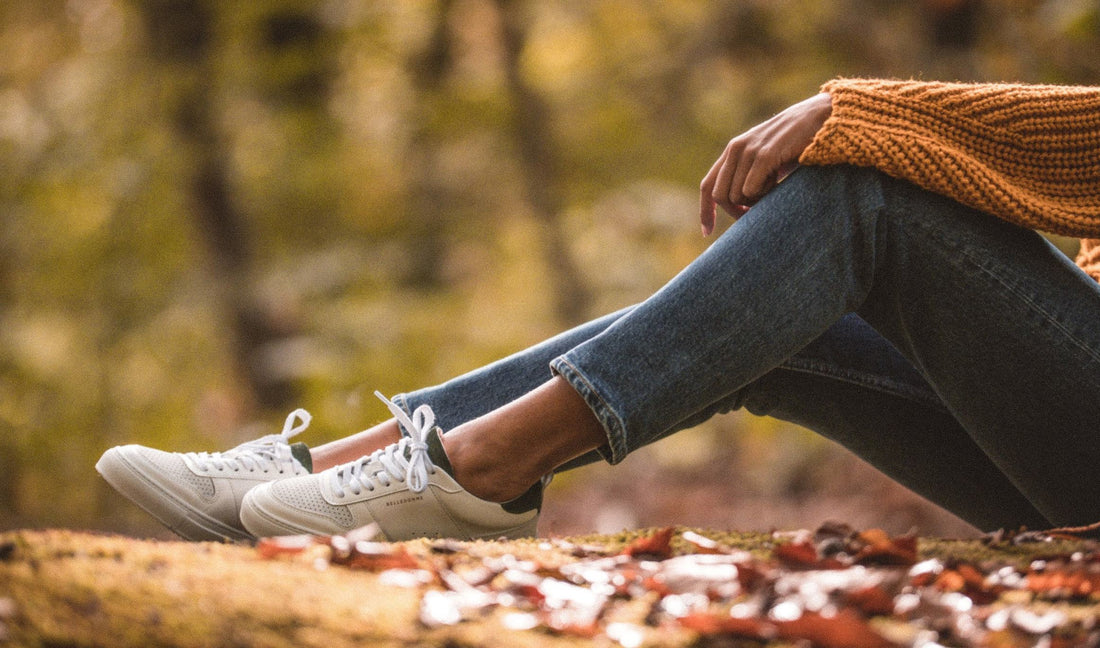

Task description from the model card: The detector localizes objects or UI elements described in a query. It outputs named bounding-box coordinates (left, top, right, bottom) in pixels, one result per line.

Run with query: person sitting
left=98, top=78, right=1100, bottom=542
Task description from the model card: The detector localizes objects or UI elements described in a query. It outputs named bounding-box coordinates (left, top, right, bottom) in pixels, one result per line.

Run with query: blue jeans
left=396, top=166, right=1100, bottom=531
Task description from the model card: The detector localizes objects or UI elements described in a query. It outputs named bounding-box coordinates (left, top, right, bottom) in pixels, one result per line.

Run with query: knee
left=751, top=164, right=888, bottom=231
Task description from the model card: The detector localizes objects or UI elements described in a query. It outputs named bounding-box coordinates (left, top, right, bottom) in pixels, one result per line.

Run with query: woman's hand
left=699, top=92, right=832, bottom=235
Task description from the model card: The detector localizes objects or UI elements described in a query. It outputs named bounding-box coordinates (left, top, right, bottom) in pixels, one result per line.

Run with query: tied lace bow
left=190, top=408, right=311, bottom=474
left=331, top=392, right=437, bottom=498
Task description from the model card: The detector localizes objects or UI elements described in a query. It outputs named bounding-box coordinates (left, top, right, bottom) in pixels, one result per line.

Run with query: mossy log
left=1, top=529, right=625, bottom=648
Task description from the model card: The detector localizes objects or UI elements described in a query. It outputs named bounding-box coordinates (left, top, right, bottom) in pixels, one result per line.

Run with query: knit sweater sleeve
left=798, top=78, right=1100, bottom=238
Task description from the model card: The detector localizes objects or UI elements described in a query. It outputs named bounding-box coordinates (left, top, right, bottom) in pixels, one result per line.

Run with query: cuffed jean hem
left=549, top=356, right=626, bottom=464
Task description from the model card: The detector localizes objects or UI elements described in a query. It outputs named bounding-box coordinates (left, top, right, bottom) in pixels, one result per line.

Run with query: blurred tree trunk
left=919, top=0, right=982, bottom=78
left=402, top=0, right=458, bottom=290
left=0, top=225, right=14, bottom=515
left=138, top=0, right=298, bottom=411
left=495, top=0, right=593, bottom=325
left=921, top=0, right=981, bottom=49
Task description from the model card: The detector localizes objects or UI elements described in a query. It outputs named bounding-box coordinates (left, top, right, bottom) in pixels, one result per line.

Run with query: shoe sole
left=240, top=490, right=541, bottom=541
left=96, top=447, right=254, bottom=543
left=483, top=516, right=539, bottom=541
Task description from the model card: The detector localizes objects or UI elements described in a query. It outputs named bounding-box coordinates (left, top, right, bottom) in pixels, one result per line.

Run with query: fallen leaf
left=255, top=535, right=319, bottom=559
left=853, top=530, right=917, bottom=566
left=620, top=527, right=674, bottom=559
left=678, top=612, right=776, bottom=641
left=333, top=541, right=422, bottom=571
left=776, top=541, right=821, bottom=568
left=1027, top=561, right=1100, bottom=600
left=845, top=585, right=896, bottom=616
left=774, top=609, right=895, bottom=648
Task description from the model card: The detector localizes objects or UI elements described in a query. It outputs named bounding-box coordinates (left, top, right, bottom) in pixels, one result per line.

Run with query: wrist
left=811, top=92, right=833, bottom=121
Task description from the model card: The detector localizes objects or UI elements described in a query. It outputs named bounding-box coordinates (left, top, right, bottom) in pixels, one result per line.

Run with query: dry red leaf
left=641, top=575, right=672, bottom=598
left=255, top=535, right=320, bottom=559
left=934, top=569, right=967, bottom=593
left=333, top=542, right=422, bottom=571
left=776, top=541, right=822, bottom=568
left=1027, top=563, right=1100, bottom=600
left=508, top=582, right=545, bottom=605
left=678, top=612, right=776, bottom=641
left=736, top=561, right=769, bottom=593
left=774, top=609, right=895, bottom=648
left=620, top=527, right=674, bottom=559
left=542, top=614, right=601, bottom=638
left=856, top=529, right=892, bottom=546
left=853, top=530, right=917, bottom=566
left=845, top=585, right=896, bottom=616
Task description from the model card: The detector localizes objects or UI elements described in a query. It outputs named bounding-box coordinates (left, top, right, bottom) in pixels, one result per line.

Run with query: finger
left=742, top=144, right=779, bottom=202
left=711, top=141, right=741, bottom=216
left=699, top=155, right=724, bottom=236
left=726, top=143, right=756, bottom=209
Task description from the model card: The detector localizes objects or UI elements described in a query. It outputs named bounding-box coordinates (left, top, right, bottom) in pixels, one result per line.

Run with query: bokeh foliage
left=1, top=0, right=1097, bottom=534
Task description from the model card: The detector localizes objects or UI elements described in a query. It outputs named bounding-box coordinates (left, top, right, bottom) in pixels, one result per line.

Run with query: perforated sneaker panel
left=155, top=452, right=216, bottom=499
left=269, top=478, right=356, bottom=529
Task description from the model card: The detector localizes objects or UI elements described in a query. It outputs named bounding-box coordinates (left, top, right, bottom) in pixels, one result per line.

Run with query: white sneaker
left=96, top=410, right=314, bottom=542
left=239, top=393, right=541, bottom=541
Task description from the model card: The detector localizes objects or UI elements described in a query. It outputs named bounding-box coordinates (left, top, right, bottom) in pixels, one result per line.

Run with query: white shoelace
left=331, top=392, right=436, bottom=498
left=189, top=409, right=312, bottom=475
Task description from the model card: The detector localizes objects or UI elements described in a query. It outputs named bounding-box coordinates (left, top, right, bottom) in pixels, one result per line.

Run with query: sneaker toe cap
left=240, top=477, right=356, bottom=537
left=98, top=445, right=216, bottom=501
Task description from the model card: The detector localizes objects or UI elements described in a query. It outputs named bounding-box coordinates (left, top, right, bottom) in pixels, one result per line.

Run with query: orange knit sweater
left=798, top=79, right=1100, bottom=280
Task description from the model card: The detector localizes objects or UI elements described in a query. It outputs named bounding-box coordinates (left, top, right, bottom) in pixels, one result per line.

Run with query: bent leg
left=549, top=165, right=1100, bottom=528
left=361, top=165, right=1099, bottom=529
left=393, top=281, right=1047, bottom=528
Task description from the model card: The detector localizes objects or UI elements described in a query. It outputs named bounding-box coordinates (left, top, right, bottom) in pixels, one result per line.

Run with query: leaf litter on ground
left=256, top=521, right=1100, bottom=647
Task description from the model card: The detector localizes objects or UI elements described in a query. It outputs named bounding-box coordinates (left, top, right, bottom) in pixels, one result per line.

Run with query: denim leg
left=551, top=165, right=1100, bottom=528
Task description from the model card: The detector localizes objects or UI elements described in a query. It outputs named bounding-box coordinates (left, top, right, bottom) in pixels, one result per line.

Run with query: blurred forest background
left=2, top=0, right=1098, bottom=539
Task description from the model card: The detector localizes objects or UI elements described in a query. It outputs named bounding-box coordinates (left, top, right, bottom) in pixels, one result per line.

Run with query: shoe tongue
left=289, top=442, right=313, bottom=473
left=424, top=428, right=454, bottom=478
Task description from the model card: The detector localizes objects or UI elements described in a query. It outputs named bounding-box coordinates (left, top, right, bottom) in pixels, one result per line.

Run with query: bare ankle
left=440, top=432, right=540, bottom=502
left=309, top=420, right=402, bottom=472
left=436, top=377, right=605, bottom=502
